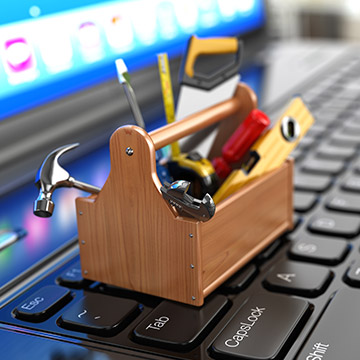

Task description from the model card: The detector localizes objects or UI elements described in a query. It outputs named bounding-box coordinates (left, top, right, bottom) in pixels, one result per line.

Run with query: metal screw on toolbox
left=126, top=147, right=134, bottom=156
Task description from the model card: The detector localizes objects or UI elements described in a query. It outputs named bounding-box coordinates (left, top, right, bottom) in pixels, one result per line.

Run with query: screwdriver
left=115, top=58, right=172, bottom=184
left=115, top=58, right=146, bottom=129
left=212, top=109, right=270, bottom=179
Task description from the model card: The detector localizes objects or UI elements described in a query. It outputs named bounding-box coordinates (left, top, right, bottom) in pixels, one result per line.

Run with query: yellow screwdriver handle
left=184, top=36, right=238, bottom=78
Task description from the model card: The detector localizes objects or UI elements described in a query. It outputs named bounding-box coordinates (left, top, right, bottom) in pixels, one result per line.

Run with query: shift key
left=297, top=288, right=360, bottom=359
left=212, top=293, right=311, bottom=360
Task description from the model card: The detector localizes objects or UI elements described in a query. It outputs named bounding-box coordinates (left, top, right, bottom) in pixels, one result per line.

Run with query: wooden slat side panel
left=200, top=161, right=293, bottom=291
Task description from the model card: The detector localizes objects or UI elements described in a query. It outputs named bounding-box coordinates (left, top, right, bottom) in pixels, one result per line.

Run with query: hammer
left=33, top=143, right=101, bottom=218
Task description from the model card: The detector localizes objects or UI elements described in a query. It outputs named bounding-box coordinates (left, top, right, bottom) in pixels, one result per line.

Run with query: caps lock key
left=211, top=292, right=311, bottom=360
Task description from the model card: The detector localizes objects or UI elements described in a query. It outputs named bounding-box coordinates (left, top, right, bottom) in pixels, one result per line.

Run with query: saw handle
left=184, top=36, right=239, bottom=78
left=150, top=84, right=243, bottom=150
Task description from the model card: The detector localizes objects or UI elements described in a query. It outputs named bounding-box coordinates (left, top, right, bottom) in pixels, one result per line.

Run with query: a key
left=257, top=239, right=283, bottom=262
left=13, top=286, right=71, bottom=322
left=325, top=191, right=360, bottom=213
left=133, top=295, right=228, bottom=350
left=297, top=136, right=315, bottom=151
left=289, top=233, right=350, bottom=265
left=343, top=260, right=360, bottom=287
left=59, top=293, right=139, bottom=336
left=211, top=292, right=311, bottom=360
left=307, top=124, right=327, bottom=138
left=313, top=110, right=341, bottom=125
left=294, top=191, right=318, bottom=213
left=294, top=172, right=332, bottom=192
left=352, top=160, right=360, bottom=174
left=330, top=133, right=360, bottom=148
left=222, top=265, right=258, bottom=293
left=296, top=288, right=360, bottom=360
left=57, top=261, right=90, bottom=289
left=263, top=260, right=333, bottom=297
left=342, top=122, right=360, bottom=135
left=293, top=214, right=302, bottom=231
left=316, top=144, right=356, bottom=161
left=341, top=175, right=360, bottom=192
left=301, top=158, right=345, bottom=176
left=290, top=148, right=304, bottom=162
left=308, top=210, right=360, bottom=238
left=326, top=97, right=354, bottom=109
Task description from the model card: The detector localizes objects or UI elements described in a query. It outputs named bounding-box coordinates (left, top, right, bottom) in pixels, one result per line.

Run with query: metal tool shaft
left=115, top=59, right=146, bottom=129
left=121, top=83, right=146, bottom=129
left=69, top=177, right=101, bottom=194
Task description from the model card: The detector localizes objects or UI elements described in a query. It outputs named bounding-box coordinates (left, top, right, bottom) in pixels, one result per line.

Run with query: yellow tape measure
left=157, top=53, right=180, bottom=157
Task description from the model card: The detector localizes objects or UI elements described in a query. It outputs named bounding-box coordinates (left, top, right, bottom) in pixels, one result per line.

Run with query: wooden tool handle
left=149, top=84, right=244, bottom=150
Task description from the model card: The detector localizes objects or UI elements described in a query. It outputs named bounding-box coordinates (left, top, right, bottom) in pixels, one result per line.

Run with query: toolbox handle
left=150, top=84, right=243, bottom=150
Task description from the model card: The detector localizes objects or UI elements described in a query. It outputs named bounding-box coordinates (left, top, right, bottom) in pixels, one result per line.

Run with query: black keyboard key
left=352, top=160, right=360, bottom=174
left=13, top=286, right=71, bottom=322
left=211, top=293, right=311, bottom=360
left=289, top=234, right=349, bottom=265
left=294, top=173, right=332, bottom=192
left=292, top=214, right=302, bottom=231
left=313, top=110, right=341, bottom=125
left=330, top=133, right=360, bottom=147
left=328, top=97, right=354, bottom=109
left=222, top=265, right=258, bottom=293
left=307, top=123, right=327, bottom=137
left=294, top=191, right=318, bottom=213
left=341, top=175, right=360, bottom=192
left=325, top=191, right=360, bottom=214
left=296, top=288, right=360, bottom=360
left=257, top=239, right=283, bottom=262
left=301, top=158, right=345, bottom=175
left=59, top=293, right=139, bottom=336
left=290, top=148, right=304, bottom=162
left=342, top=122, right=360, bottom=135
left=343, top=260, right=360, bottom=287
left=286, top=214, right=302, bottom=236
left=133, top=295, right=228, bottom=350
left=316, top=144, right=356, bottom=160
left=308, top=210, right=360, bottom=238
left=263, top=260, right=332, bottom=297
left=297, top=136, right=315, bottom=151
left=57, top=261, right=90, bottom=289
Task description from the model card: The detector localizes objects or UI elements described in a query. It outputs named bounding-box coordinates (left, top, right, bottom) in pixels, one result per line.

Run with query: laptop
left=1, top=0, right=359, bottom=359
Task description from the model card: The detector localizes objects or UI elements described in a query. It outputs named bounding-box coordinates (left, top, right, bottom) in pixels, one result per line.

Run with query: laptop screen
left=0, top=0, right=266, bottom=121
left=0, top=0, right=266, bottom=294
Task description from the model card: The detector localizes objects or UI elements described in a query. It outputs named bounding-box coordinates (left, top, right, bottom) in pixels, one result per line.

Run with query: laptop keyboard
left=2, top=56, right=360, bottom=359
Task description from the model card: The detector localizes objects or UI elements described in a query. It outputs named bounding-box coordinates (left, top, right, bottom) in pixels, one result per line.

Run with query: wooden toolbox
left=75, top=83, right=293, bottom=306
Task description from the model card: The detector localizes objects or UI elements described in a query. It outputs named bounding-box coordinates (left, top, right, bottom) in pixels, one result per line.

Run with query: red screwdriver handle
left=213, top=109, right=270, bottom=178
left=223, top=109, right=270, bottom=163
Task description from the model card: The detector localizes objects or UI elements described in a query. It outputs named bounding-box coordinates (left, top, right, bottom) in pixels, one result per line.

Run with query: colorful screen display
left=0, top=0, right=266, bottom=120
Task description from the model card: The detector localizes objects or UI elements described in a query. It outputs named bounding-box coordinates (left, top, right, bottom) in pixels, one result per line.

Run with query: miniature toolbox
left=75, top=83, right=294, bottom=306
